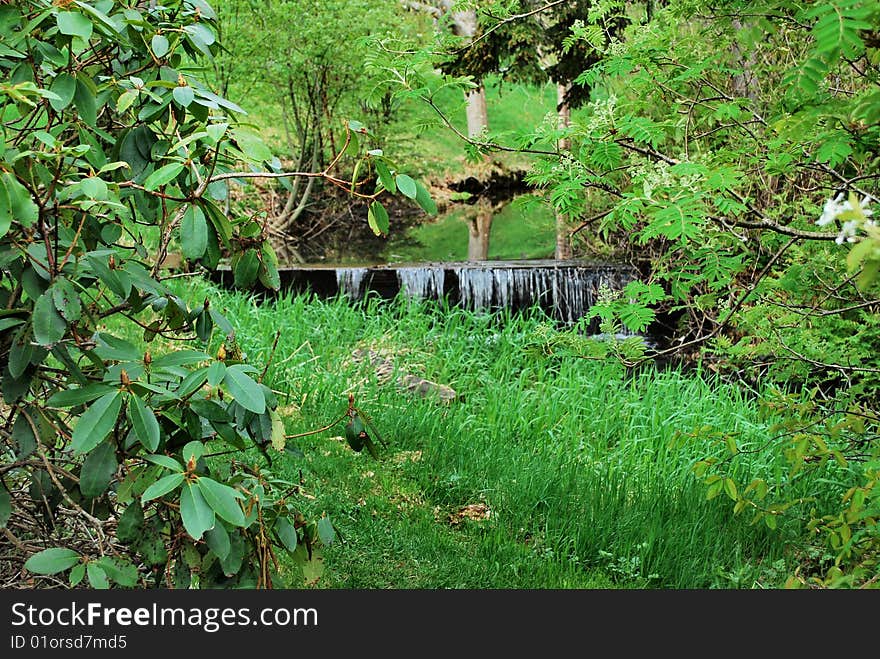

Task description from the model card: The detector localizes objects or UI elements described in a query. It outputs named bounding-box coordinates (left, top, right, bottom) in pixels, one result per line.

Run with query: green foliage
left=211, top=0, right=405, bottom=164
left=198, top=283, right=826, bottom=588
left=681, top=393, right=879, bottom=588
left=367, top=0, right=880, bottom=587
left=0, top=0, right=338, bottom=589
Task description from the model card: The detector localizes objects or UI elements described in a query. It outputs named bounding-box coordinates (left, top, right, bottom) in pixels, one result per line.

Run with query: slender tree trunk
left=466, top=85, right=489, bottom=139
left=439, top=2, right=489, bottom=140
left=555, top=83, right=573, bottom=260
left=730, top=19, right=758, bottom=100
left=467, top=200, right=493, bottom=261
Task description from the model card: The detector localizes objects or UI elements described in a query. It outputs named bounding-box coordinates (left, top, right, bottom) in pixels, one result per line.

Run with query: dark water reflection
left=305, top=196, right=557, bottom=267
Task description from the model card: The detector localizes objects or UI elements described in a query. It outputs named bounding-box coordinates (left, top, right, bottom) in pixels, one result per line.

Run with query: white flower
left=817, top=193, right=876, bottom=243
left=836, top=220, right=859, bottom=245
left=817, top=192, right=846, bottom=226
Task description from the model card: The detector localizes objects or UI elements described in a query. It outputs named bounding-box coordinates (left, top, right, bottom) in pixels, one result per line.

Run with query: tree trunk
left=440, top=3, right=489, bottom=140
left=465, top=85, right=489, bottom=139
left=467, top=200, right=493, bottom=261
left=555, top=83, right=573, bottom=260
left=730, top=19, right=758, bottom=100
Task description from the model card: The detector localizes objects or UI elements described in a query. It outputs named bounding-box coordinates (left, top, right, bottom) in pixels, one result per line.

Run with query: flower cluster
left=816, top=192, right=876, bottom=244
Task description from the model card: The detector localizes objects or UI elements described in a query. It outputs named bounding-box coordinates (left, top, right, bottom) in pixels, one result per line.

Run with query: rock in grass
left=351, top=349, right=457, bottom=404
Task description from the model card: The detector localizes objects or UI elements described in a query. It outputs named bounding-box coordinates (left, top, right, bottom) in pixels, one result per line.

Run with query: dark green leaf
left=118, top=124, right=156, bottom=179
left=51, top=278, right=82, bottom=322
left=47, top=384, right=115, bottom=408
left=8, top=329, right=34, bottom=380
left=275, top=516, right=297, bottom=553
left=223, top=365, right=265, bottom=414
left=367, top=201, right=389, bottom=237
left=95, top=332, right=143, bottom=362
left=0, top=318, right=24, bottom=332
left=195, top=309, right=213, bottom=342
left=128, top=394, right=160, bottom=452
left=2, top=363, right=33, bottom=404
left=32, top=291, right=66, bottom=346
left=258, top=243, right=280, bottom=290
left=71, top=390, right=122, bottom=454
left=24, top=548, right=80, bottom=575
left=144, top=162, right=184, bottom=190
left=202, top=199, right=233, bottom=248
left=79, top=440, right=117, bottom=498
left=151, top=34, right=169, bottom=58
left=374, top=160, right=395, bottom=193
left=189, top=398, right=229, bottom=422
left=11, top=412, right=37, bottom=459
left=144, top=454, right=183, bottom=472
left=151, top=350, right=211, bottom=369
left=74, top=75, right=97, bottom=127
left=57, top=11, right=93, bottom=40
left=116, top=502, right=144, bottom=543
left=177, top=366, right=209, bottom=399
left=219, top=530, right=244, bottom=576
left=205, top=523, right=230, bottom=560
left=95, top=557, right=138, bottom=588
left=180, top=481, right=215, bottom=540
left=86, top=562, right=109, bottom=589
left=197, top=477, right=245, bottom=527
left=180, top=204, right=208, bottom=261
left=232, top=248, right=260, bottom=288
left=136, top=523, right=167, bottom=566
left=317, top=516, right=336, bottom=546
left=209, top=308, right=234, bottom=335
left=141, top=472, right=184, bottom=503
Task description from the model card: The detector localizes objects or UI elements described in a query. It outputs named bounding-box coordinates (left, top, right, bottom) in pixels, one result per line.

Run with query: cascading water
left=453, top=263, right=634, bottom=324
left=225, top=260, right=637, bottom=328
left=397, top=267, right=445, bottom=300
left=454, top=266, right=495, bottom=310
left=336, top=267, right=368, bottom=299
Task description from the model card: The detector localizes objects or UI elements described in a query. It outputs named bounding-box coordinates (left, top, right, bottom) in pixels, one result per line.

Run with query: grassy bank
left=157, top=279, right=834, bottom=588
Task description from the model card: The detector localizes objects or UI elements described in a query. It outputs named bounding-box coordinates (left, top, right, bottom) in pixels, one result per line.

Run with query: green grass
left=150, top=278, right=846, bottom=589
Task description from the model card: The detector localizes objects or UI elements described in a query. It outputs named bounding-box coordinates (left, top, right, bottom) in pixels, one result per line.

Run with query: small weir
left=335, top=267, right=368, bottom=300
left=214, top=260, right=637, bottom=326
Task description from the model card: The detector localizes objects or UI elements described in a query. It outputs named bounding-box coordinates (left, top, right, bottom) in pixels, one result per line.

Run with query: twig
left=773, top=330, right=880, bottom=374
left=284, top=412, right=348, bottom=441
left=259, top=331, right=281, bottom=383
left=570, top=209, right=613, bottom=237
left=20, top=410, right=107, bottom=542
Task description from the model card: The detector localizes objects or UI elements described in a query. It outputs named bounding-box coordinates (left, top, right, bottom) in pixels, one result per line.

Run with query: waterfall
left=397, top=267, right=445, bottom=300
left=453, top=263, right=635, bottom=324
left=454, top=266, right=494, bottom=310
left=231, top=261, right=637, bottom=327
left=336, top=267, right=368, bottom=300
